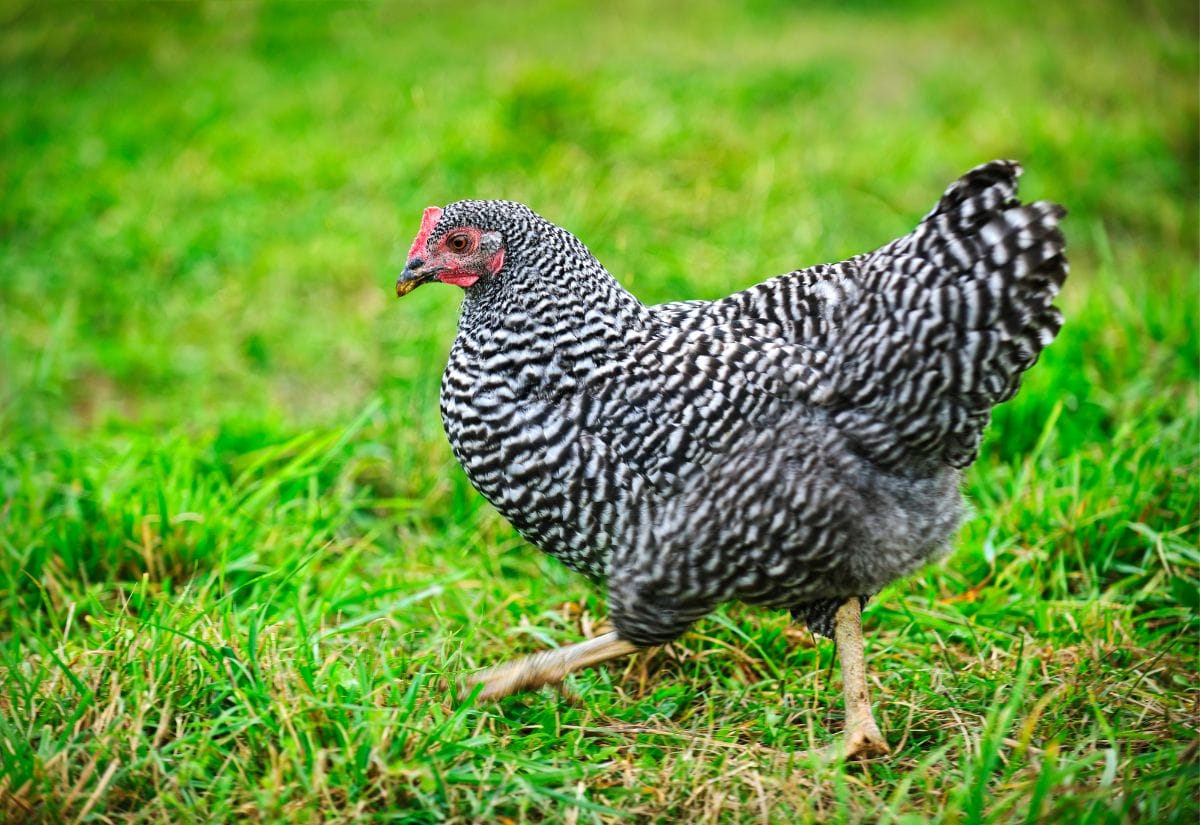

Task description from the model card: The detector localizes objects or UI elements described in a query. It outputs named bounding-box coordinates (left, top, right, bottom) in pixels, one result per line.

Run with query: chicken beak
left=396, top=262, right=435, bottom=297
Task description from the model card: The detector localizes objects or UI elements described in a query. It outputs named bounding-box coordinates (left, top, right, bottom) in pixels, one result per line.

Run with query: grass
left=0, top=0, right=1197, bottom=821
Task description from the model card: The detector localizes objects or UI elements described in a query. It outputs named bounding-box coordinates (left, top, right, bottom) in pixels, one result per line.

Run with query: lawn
left=1, top=1, right=1197, bottom=822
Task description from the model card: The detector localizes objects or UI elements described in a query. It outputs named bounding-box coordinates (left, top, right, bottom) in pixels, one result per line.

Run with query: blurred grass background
left=0, top=1, right=1197, bottom=822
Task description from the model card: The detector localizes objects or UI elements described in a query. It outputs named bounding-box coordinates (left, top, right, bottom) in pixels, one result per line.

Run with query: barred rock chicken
left=395, top=160, right=1067, bottom=758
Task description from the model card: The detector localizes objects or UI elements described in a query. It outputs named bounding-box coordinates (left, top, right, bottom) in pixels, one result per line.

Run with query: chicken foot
left=460, top=631, right=640, bottom=701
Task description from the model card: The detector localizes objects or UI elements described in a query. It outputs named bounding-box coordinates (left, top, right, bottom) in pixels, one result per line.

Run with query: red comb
left=407, top=206, right=443, bottom=260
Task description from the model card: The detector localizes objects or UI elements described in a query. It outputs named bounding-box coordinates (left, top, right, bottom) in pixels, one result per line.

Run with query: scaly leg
left=833, top=596, right=891, bottom=759
left=461, top=631, right=640, bottom=701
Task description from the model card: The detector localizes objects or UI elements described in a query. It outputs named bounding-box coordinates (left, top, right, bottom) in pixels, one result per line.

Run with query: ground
left=0, top=1, right=1197, bottom=822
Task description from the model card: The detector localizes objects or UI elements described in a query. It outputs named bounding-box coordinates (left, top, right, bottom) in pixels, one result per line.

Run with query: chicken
left=394, top=160, right=1067, bottom=758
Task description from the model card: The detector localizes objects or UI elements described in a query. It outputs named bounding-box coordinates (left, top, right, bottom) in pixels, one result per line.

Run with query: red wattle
left=438, top=271, right=480, bottom=289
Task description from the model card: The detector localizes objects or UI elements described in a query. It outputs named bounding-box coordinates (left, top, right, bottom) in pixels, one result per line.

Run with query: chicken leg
left=463, top=601, right=890, bottom=760
left=833, top=596, right=891, bottom=759
left=460, top=631, right=640, bottom=701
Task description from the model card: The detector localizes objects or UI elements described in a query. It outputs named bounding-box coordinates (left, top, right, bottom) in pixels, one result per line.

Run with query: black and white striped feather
left=418, top=160, right=1066, bottom=644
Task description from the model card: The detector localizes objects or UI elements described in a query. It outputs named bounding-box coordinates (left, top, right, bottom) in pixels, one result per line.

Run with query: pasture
left=1, top=1, right=1196, bottom=821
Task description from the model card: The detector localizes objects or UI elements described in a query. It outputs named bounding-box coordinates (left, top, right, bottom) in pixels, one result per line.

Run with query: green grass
left=1, top=1, right=1197, bottom=821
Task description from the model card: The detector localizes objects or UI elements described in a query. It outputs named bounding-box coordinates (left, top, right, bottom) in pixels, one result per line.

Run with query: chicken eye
left=448, top=233, right=471, bottom=252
